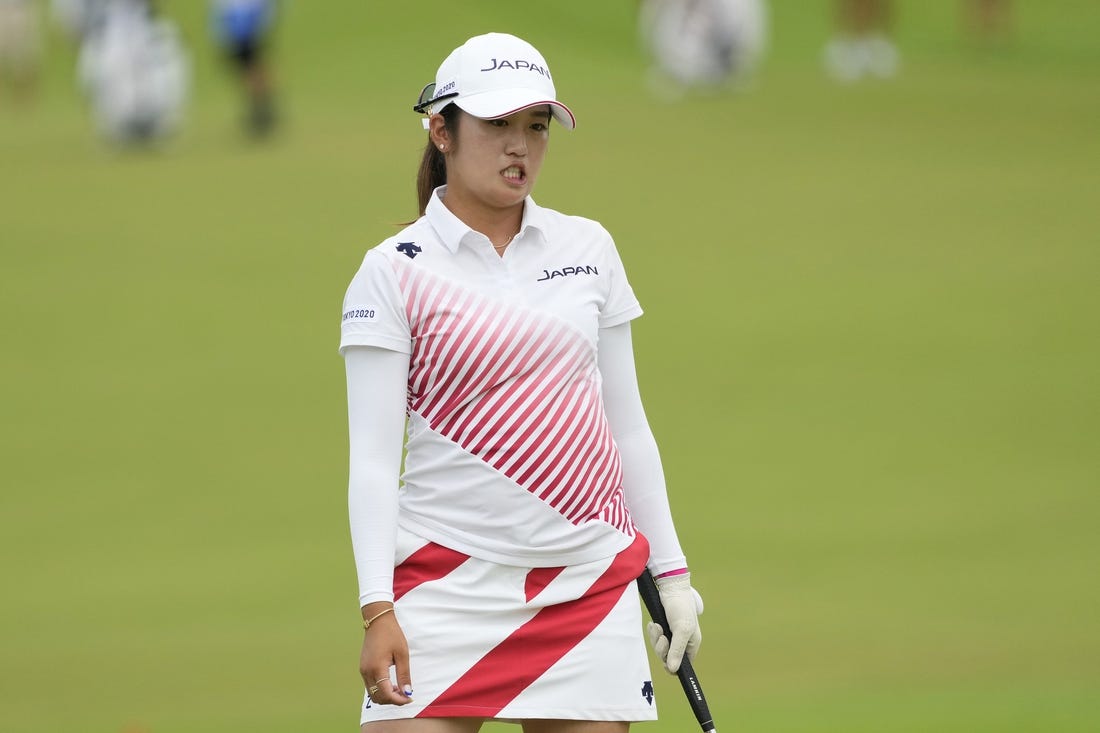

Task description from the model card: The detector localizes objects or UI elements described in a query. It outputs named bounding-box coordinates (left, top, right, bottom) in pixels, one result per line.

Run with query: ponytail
left=414, top=105, right=461, bottom=217
left=415, top=144, right=447, bottom=218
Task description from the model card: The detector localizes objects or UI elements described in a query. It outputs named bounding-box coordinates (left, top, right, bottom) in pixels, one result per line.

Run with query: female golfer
left=341, top=32, right=703, bottom=732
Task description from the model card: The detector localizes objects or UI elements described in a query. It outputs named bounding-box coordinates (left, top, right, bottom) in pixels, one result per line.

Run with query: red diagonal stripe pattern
left=418, top=534, right=650, bottom=718
left=396, top=264, right=634, bottom=536
left=393, top=542, right=471, bottom=602
left=523, top=566, right=566, bottom=603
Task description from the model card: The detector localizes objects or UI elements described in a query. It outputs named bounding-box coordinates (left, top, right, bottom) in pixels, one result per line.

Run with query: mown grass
left=1, top=1, right=1097, bottom=731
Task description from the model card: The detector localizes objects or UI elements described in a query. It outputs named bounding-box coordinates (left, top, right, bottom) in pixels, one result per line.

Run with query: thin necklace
left=492, top=241, right=509, bottom=250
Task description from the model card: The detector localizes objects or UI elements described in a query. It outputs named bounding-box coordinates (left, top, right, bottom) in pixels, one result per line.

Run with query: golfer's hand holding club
left=361, top=602, right=414, bottom=705
left=647, top=573, right=705, bottom=674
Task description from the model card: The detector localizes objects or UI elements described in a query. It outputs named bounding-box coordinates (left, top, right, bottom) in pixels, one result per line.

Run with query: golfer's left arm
left=597, top=322, right=704, bottom=674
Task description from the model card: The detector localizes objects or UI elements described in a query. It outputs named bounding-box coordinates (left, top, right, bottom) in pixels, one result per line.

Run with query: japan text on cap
left=414, top=32, right=576, bottom=130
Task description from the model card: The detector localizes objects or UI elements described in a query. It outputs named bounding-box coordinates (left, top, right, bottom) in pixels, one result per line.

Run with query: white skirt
left=361, top=526, right=659, bottom=724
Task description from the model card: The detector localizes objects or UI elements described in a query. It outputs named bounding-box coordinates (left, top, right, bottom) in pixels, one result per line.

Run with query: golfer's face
left=449, top=107, right=551, bottom=211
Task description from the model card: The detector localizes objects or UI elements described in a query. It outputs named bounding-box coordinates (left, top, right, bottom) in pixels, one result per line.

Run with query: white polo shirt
left=340, top=187, right=644, bottom=567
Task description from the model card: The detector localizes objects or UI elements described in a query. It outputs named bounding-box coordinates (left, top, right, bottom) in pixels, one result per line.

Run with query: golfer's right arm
left=345, top=345, right=414, bottom=705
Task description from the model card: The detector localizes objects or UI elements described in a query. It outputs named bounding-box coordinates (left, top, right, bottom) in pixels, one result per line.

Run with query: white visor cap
left=429, top=32, right=576, bottom=130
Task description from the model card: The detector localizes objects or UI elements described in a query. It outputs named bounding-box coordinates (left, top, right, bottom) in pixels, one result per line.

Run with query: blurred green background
left=2, top=1, right=1098, bottom=731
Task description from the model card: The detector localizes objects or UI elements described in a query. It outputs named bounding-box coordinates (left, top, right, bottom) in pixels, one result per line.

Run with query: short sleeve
left=339, top=249, right=412, bottom=355
left=598, top=229, right=644, bottom=329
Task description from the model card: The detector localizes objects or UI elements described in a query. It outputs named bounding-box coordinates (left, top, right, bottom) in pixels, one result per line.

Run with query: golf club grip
left=637, top=570, right=717, bottom=733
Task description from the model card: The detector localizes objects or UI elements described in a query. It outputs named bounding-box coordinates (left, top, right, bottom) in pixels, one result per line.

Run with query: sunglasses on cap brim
left=413, top=82, right=459, bottom=115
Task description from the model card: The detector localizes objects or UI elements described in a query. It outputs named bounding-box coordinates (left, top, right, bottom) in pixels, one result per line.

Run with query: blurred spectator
left=0, top=0, right=40, bottom=102
left=210, top=0, right=278, bottom=137
left=962, top=0, right=1011, bottom=39
left=51, top=0, right=108, bottom=41
left=823, top=0, right=899, bottom=82
left=77, top=0, right=190, bottom=144
left=639, top=0, right=768, bottom=95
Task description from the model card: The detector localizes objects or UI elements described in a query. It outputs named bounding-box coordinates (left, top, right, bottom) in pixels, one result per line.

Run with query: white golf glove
left=646, top=573, right=704, bottom=674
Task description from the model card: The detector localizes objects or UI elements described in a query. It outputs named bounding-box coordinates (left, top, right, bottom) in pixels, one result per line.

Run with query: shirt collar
left=426, top=185, right=550, bottom=254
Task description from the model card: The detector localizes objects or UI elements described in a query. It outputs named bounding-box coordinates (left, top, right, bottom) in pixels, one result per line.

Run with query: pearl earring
left=439, top=145, right=445, bottom=151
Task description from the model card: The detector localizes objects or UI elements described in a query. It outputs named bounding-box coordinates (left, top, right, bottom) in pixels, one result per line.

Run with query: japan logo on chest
left=537, top=264, right=598, bottom=282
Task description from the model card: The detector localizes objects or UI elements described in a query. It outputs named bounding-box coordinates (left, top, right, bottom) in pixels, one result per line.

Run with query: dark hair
left=415, top=104, right=462, bottom=217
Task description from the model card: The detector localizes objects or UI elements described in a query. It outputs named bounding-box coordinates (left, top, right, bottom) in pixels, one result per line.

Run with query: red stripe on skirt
left=523, top=566, right=567, bottom=603
left=419, top=534, right=650, bottom=718
left=393, top=542, right=471, bottom=602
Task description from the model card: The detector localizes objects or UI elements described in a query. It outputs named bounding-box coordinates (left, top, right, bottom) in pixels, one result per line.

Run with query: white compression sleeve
left=344, top=345, right=409, bottom=607
left=597, top=322, right=688, bottom=575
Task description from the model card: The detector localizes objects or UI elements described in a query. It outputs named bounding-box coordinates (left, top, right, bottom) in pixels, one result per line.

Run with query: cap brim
left=455, top=90, right=576, bottom=130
